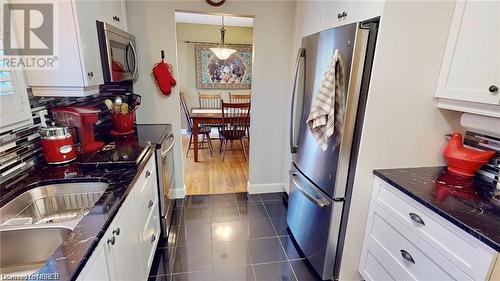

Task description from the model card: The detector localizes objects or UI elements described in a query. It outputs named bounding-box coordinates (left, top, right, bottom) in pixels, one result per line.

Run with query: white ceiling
left=175, top=12, right=254, bottom=27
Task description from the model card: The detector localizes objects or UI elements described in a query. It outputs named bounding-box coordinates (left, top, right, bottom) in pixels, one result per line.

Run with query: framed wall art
left=195, top=43, right=252, bottom=89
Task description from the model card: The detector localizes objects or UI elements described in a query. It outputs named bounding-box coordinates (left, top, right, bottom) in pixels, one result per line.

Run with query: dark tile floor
left=148, top=192, right=323, bottom=281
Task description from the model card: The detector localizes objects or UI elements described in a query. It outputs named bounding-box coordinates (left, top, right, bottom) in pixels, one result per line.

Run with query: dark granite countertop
left=0, top=124, right=171, bottom=281
left=373, top=167, right=500, bottom=252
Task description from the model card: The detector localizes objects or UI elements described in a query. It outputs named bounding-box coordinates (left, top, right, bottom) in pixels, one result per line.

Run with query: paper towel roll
left=460, top=113, right=500, bottom=138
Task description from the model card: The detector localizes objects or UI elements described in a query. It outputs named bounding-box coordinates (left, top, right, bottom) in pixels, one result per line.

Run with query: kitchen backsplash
left=464, top=131, right=500, bottom=186
left=0, top=92, right=114, bottom=184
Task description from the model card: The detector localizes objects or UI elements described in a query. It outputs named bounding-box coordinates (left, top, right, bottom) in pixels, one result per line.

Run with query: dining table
left=190, top=107, right=249, bottom=162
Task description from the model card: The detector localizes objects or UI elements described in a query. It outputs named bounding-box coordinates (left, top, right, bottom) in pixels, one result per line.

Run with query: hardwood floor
left=182, top=135, right=249, bottom=195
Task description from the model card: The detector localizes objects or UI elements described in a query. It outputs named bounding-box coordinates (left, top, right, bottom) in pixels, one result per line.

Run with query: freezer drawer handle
left=409, top=213, right=425, bottom=226
left=291, top=174, right=330, bottom=208
left=400, top=249, right=415, bottom=264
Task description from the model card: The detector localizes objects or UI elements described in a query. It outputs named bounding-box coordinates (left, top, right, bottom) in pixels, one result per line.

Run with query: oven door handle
left=161, top=135, right=175, bottom=157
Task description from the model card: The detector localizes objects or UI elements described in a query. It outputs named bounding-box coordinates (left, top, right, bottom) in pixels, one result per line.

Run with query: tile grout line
left=262, top=194, right=300, bottom=281
left=248, top=193, right=265, bottom=281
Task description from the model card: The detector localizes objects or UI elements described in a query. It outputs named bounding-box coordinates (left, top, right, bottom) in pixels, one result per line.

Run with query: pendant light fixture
left=210, top=16, right=237, bottom=60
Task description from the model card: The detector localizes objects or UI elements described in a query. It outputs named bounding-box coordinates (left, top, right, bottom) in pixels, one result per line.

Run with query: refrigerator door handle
left=290, top=48, right=305, bottom=154
left=290, top=173, right=331, bottom=208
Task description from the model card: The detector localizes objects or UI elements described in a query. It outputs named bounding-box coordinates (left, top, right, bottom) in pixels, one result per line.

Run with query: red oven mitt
left=152, top=60, right=177, bottom=96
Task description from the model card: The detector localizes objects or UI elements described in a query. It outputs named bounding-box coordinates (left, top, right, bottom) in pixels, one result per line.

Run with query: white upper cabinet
left=0, top=39, right=33, bottom=133
left=321, top=1, right=384, bottom=32
left=435, top=0, right=500, bottom=116
left=296, top=1, right=385, bottom=38
left=23, top=0, right=127, bottom=97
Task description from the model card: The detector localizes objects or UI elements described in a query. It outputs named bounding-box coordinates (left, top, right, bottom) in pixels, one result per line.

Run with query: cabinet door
left=0, top=41, right=33, bottom=133
left=76, top=243, right=110, bottom=281
left=435, top=1, right=500, bottom=105
left=321, top=1, right=384, bottom=33
left=296, top=1, right=323, bottom=37
left=73, top=0, right=104, bottom=87
left=108, top=0, right=127, bottom=31
left=105, top=198, right=141, bottom=281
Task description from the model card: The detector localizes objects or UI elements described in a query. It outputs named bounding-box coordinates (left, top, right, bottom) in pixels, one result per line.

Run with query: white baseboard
left=282, top=182, right=290, bottom=194
left=172, top=186, right=186, bottom=199
left=247, top=182, right=285, bottom=194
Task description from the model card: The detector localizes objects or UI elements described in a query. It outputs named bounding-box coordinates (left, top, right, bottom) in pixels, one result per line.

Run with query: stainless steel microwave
left=97, top=21, right=138, bottom=83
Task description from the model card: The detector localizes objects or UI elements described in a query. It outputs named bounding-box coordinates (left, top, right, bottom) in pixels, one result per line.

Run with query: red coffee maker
left=51, top=106, right=104, bottom=154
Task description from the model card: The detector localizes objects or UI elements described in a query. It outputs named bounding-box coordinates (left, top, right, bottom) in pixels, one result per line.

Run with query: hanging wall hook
left=161, top=50, right=165, bottom=60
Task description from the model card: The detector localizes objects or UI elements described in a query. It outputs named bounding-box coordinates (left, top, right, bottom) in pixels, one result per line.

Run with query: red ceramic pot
left=112, top=112, right=134, bottom=133
left=443, top=133, right=496, bottom=177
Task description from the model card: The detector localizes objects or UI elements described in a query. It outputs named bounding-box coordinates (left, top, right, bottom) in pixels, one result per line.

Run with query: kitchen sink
left=0, top=225, right=72, bottom=275
left=0, top=182, right=108, bottom=226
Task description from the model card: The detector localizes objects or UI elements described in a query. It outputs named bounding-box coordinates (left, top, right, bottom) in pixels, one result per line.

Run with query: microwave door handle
left=290, top=48, right=304, bottom=153
left=129, top=41, right=138, bottom=77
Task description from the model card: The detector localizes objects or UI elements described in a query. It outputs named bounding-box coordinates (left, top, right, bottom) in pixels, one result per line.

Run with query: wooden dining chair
left=229, top=93, right=251, bottom=138
left=198, top=92, right=222, bottom=109
left=180, top=93, right=213, bottom=157
left=219, top=102, right=250, bottom=162
left=229, top=93, right=251, bottom=103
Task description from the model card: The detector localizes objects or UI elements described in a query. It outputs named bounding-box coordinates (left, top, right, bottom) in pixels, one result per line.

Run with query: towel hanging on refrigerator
left=306, top=49, right=346, bottom=151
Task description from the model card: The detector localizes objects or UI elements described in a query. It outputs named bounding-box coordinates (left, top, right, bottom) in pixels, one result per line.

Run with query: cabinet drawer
left=138, top=154, right=156, bottom=185
left=141, top=202, right=161, bottom=271
left=365, top=203, right=472, bottom=281
left=360, top=242, right=406, bottom=281
left=373, top=178, right=496, bottom=280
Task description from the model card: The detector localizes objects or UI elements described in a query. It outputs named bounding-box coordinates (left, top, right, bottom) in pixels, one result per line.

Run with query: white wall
left=127, top=0, right=296, bottom=195
left=339, top=1, right=462, bottom=280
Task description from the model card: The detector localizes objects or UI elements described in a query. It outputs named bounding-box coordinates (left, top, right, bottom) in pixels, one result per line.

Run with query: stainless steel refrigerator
left=287, top=19, right=379, bottom=280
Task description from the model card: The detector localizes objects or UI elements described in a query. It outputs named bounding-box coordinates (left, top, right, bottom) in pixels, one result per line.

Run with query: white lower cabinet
left=360, top=177, right=498, bottom=281
left=77, top=155, right=160, bottom=281
left=104, top=197, right=141, bottom=281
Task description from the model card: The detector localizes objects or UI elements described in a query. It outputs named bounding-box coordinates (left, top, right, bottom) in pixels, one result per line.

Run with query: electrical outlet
left=38, top=109, right=49, bottom=127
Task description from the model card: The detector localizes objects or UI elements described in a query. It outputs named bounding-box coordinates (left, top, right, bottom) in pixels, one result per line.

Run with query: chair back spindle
left=180, top=93, right=193, bottom=133
left=229, top=93, right=251, bottom=104
left=198, top=93, right=222, bottom=109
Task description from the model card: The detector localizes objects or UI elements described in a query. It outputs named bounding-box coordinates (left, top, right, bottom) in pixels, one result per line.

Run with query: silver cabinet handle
left=151, top=234, right=156, bottom=243
left=148, top=200, right=154, bottom=209
left=112, top=227, right=120, bottom=236
left=400, top=249, right=415, bottom=264
left=107, top=236, right=115, bottom=245
left=290, top=173, right=330, bottom=208
left=145, top=170, right=151, bottom=178
left=409, top=213, right=425, bottom=225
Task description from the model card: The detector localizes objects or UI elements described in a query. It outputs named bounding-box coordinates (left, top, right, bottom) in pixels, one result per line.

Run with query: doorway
left=175, top=12, right=254, bottom=195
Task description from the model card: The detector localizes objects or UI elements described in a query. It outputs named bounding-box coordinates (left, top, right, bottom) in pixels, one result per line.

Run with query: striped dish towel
left=306, top=49, right=346, bottom=151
